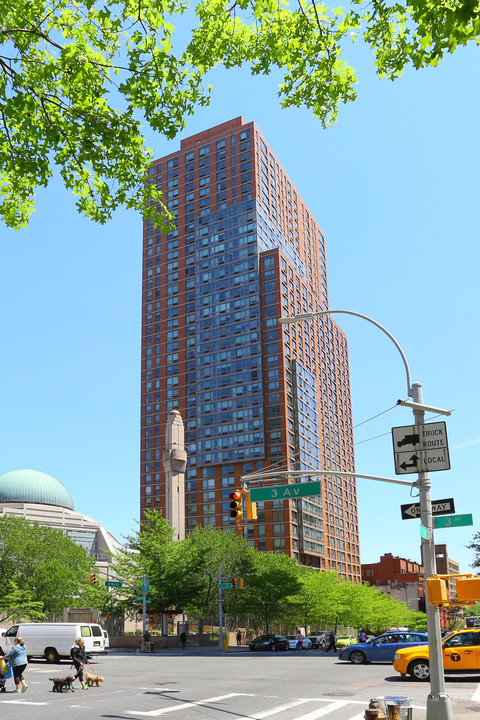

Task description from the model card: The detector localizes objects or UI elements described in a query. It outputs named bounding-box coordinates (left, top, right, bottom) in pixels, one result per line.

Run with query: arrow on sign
left=399, top=454, right=420, bottom=471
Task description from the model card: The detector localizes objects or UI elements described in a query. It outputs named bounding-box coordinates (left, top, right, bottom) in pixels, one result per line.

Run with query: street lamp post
left=278, top=310, right=453, bottom=720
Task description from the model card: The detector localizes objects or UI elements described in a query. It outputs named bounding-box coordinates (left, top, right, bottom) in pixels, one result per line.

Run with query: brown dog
left=85, top=672, right=104, bottom=687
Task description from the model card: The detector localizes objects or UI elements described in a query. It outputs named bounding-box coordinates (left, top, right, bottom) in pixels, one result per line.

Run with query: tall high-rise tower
left=141, top=117, right=360, bottom=581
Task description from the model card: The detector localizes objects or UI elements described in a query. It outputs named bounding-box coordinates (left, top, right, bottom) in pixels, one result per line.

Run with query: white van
left=0, top=622, right=106, bottom=663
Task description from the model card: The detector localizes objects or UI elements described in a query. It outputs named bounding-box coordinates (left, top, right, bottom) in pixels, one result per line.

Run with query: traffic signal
left=89, top=572, right=96, bottom=585
left=238, top=577, right=244, bottom=589
left=456, top=577, right=480, bottom=602
left=229, top=490, right=243, bottom=521
left=232, top=578, right=237, bottom=589
left=426, top=577, right=447, bottom=606
left=246, top=492, right=257, bottom=520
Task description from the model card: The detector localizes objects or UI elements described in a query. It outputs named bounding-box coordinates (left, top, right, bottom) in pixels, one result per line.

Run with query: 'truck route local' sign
left=392, top=421, right=450, bottom=475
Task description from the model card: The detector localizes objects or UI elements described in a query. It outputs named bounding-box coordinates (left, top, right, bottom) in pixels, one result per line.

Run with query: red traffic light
left=229, top=489, right=243, bottom=520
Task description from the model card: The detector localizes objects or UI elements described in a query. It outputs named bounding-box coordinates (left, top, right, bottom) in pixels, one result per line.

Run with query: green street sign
left=136, top=598, right=152, bottom=602
left=219, top=583, right=234, bottom=589
left=420, top=525, right=428, bottom=539
left=105, top=581, right=122, bottom=587
left=434, top=513, right=473, bottom=529
left=249, top=481, right=321, bottom=502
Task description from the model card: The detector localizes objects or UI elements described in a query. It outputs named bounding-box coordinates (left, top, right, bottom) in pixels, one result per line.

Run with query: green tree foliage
left=183, top=526, right=253, bottom=624
left=467, top=531, right=480, bottom=569
left=0, top=515, right=94, bottom=618
left=112, top=510, right=206, bottom=616
left=0, top=581, right=46, bottom=624
left=229, top=551, right=301, bottom=633
left=2, top=0, right=479, bottom=229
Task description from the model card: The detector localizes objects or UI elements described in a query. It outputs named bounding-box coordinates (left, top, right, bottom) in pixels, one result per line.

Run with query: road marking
left=1, top=700, right=48, bottom=705
left=127, top=692, right=255, bottom=717
left=471, top=683, right=480, bottom=702
left=294, top=701, right=349, bottom=720
left=251, top=699, right=311, bottom=718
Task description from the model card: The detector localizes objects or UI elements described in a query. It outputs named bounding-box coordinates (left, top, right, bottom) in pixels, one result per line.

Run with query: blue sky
left=1, top=35, right=479, bottom=573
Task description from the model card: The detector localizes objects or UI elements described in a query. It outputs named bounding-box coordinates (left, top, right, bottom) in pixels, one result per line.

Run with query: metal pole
left=218, top=567, right=224, bottom=651
left=412, top=382, right=453, bottom=720
left=142, top=574, right=147, bottom=638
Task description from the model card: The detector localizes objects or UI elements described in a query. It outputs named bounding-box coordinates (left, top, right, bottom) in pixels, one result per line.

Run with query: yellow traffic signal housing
left=89, top=572, right=96, bottom=585
left=238, top=577, right=245, bottom=589
left=229, top=490, right=243, bottom=522
left=456, top=577, right=480, bottom=602
left=426, top=577, right=448, bottom=606
left=246, top=492, right=257, bottom=520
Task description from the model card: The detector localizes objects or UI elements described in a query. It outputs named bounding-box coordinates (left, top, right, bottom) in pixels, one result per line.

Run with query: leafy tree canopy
left=0, top=515, right=95, bottom=618
left=2, top=0, right=479, bottom=229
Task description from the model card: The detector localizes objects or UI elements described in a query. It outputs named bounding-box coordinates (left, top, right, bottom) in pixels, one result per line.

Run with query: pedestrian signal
left=229, top=490, right=243, bottom=520
left=456, top=577, right=480, bottom=603
left=426, top=577, right=447, bottom=606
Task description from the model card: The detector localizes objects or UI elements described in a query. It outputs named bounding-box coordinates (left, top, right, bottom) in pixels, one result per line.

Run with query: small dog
left=85, top=672, right=104, bottom=687
left=49, top=676, right=76, bottom=693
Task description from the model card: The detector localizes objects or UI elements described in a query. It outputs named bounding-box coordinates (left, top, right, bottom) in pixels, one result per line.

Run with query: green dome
left=0, top=469, right=74, bottom=510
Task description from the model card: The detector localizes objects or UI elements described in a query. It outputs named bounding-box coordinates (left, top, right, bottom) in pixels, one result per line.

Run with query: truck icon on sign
left=397, top=433, right=420, bottom=447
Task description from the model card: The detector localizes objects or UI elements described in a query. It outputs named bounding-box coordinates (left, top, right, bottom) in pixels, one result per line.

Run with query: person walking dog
left=70, top=637, right=89, bottom=689
left=0, top=637, right=28, bottom=693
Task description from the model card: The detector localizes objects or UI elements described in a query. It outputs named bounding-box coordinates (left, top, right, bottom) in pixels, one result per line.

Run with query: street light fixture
left=278, top=309, right=453, bottom=720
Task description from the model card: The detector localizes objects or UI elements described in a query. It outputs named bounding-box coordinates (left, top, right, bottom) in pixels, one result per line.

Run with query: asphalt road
left=1, top=648, right=479, bottom=720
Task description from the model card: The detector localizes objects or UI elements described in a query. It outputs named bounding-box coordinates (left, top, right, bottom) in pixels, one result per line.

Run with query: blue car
left=337, top=631, right=428, bottom=664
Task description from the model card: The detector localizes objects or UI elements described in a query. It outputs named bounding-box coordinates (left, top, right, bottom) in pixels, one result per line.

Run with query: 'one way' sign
left=401, top=497, right=455, bottom=520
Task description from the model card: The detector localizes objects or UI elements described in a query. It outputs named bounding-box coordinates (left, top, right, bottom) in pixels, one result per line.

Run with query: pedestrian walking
left=236, top=630, right=242, bottom=646
left=70, top=637, right=89, bottom=689
left=0, top=637, right=28, bottom=693
left=180, top=631, right=187, bottom=650
left=359, top=630, right=367, bottom=643
left=326, top=631, right=336, bottom=653
left=296, top=631, right=304, bottom=651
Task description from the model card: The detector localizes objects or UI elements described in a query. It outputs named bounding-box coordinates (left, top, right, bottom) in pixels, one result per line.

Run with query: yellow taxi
left=393, top=628, right=480, bottom=681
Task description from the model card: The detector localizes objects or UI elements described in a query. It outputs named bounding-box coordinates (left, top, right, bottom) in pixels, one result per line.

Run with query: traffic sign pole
left=412, top=382, right=452, bottom=720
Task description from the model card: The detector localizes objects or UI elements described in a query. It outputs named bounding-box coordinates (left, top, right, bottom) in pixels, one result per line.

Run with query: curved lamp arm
left=279, top=309, right=413, bottom=398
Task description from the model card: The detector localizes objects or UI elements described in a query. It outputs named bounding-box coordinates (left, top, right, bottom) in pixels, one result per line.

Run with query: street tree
left=2, top=0, right=480, bottom=229
left=467, top=532, right=480, bottom=569
left=183, top=526, right=253, bottom=632
left=112, top=510, right=205, bottom=618
left=229, top=551, right=301, bottom=633
left=0, top=515, right=94, bottom=616
left=0, top=581, right=46, bottom=624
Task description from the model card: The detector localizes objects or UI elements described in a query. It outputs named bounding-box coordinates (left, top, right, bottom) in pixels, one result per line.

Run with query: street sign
left=142, top=580, right=150, bottom=592
left=137, top=598, right=152, bottom=602
left=401, top=497, right=455, bottom=520
left=420, top=525, right=429, bottom=539
left=105, top=580, right=122, bottom=587
left=434, top=513, right=473, bottom=529
left=249, top=481, right=321, bottom=502
left=392, top=422, right=450, bottom=474
left=219, top=583, right=234, bottom=589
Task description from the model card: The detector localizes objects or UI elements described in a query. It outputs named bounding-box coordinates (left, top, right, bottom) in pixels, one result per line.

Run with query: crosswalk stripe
left=294, top=700, right=349, bottom=720
left=251, top=698, right=312, bottom=718
left=127, top=692, right=254, bottom=717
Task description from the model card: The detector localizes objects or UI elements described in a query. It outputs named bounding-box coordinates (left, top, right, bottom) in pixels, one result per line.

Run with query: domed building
left=0, top=468, right=121, bottom=563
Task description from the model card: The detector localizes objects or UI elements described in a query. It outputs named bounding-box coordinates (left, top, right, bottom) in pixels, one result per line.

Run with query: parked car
left=103, top=629, right=110, bottom=651
left=285, top=635, right=312, bottom=650
left=249, top=634, right=288, bottom=651
left=336, top=635, right=356, bottom=649
left=307, top=631, right=330, bottom=649
left=337, top=630, right=428, bottom=664
left=393, top=628, right=480, bottom=681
